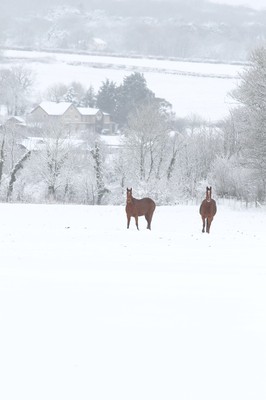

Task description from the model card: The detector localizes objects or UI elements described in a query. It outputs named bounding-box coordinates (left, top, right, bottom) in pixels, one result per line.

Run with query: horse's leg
left=146, top=210, right=154, bottom=230
left=135, top=216, right=139, bottom=230
left=202, top=216, right=205, bottom=233
left=145, top=214, right=151, bottom=229
left=207, top=217, right=213, bottom=233
left=127, top=214, right=131, bottom=229
left=206, top=218, right=210, bottom=233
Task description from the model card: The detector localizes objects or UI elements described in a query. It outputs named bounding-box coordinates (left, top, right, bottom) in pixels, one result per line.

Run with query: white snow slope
left=0, top=201, right=265, bottom=400
left=2, top=49, right=243, bottom=121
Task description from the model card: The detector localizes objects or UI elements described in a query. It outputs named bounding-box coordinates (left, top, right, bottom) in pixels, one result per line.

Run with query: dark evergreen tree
left=80, top=85, right=96, bottom=108
left=96, top=79, right=118, bottom=116
left=115, top=72, right=155, bottom=125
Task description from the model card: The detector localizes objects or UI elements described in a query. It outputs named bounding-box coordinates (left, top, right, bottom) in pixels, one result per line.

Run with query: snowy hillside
left=2, top=49, right=243, bottom=120
left=0, top=202, right=265, bottom=400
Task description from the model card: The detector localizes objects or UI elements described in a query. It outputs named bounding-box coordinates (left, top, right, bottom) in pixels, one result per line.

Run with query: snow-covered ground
left=2, top=49, right=244, bottom=121
left=0, top=201, right=265, bottom=400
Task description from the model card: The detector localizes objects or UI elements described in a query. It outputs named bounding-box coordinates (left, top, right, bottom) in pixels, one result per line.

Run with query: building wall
left=62, top=105, right=81, bottom=124
left=29, top=103, right=114, bottom=134
left=30, top=106, right=49, bottom=122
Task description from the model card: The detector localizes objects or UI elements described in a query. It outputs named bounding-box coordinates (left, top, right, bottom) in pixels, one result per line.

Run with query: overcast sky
left=210, top=0, right=266, bottom=10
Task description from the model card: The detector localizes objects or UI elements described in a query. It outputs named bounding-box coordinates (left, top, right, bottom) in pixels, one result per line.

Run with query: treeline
left=1, top=47, right=266, bottom=206
left=0, top=110, right=224, bottom=205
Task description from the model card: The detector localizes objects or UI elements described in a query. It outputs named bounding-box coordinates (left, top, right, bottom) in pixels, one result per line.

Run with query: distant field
left=2, top=49, right=244, bottom=121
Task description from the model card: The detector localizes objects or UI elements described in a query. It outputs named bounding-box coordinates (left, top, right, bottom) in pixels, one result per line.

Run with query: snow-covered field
left=2, top=49, right=244, bottom=121
left=0, top=201, right=265, bottom=400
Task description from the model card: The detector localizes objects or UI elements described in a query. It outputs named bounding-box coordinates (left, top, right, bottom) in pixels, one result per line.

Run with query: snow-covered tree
left=6, top=150, right=31, bottom=202
left=0, top=123, right=32, bottom=201
left=28, top=123, right=82, bottom=202
left=46, top=83, right=68, bottom=103
left=0, top=65, right=35, bottom=115
left=46, top=81, right=86, bottom=105
left=0, top=132, right=5, bottom=187
left=122, top=101, right=171, bottom=189
left=228, top=46, right=266, bottom=201
left=90, top=140, right=108, bottom=204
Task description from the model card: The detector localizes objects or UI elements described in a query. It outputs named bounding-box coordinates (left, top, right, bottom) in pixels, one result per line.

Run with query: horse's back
left=144, top=197, right=156, bottom=207
left=143, top=197, right=156, bottom=211
left=134, top=197, right=155, bottom=216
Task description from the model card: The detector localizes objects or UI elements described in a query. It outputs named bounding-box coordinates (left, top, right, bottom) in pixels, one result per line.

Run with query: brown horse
left=126, top=188, right=156, bottom=230
left=199, top=186, right=217, bottom=233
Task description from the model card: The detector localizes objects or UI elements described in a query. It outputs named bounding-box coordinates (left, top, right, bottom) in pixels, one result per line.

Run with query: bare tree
left=0, top=65, right=35, bottom=115
left=0, top=132, right=5, bottom=186
left=229, top=46, right=266, bottom=201
left=45, top=83, right=68, bottom=103
left=123, top=101, right=171, bottom=184
left=32, top=123, right=80, bottom=202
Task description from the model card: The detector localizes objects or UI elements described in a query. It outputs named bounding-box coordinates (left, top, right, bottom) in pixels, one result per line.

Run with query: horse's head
left=126, top=187, right=133, bottom=203
left=206, top=186, right=212, bottom=202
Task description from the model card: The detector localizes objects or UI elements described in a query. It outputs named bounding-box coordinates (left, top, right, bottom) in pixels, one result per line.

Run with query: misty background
left=1, top=0, right=266, bottom=61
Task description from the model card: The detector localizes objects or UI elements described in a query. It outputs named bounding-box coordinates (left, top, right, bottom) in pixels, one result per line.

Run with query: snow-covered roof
left=6, top=116, right=26, bottom=125
left=93, top=37, right=106, bottom=46
left=20, top=137, right=45, bottom=151
left=30, top=101, right=110, bottom=121
left=77, top=107, right=100, bottom=116
left=20, top=136, right=86, bottom=151
left=99, top=134, right=124, bottom=148
left=33, top=102, right=103, bottom=117
left=10, top=116, right=25, bottom=123
left=38, top=101, right=72, bottom=115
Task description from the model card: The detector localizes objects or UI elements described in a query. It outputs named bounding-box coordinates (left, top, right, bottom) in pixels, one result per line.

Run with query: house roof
left=37, top=101, right=73, bottom=116
left=9, top=116, right=25, bottom=123
left=31, top=101, right=110, bottom=119
left=99, top=134, right=123, bottom=148
left=20, top=136, right=86, bottom=151
left=77, top=107, right=100, bottom=116
left=6, top=116, right=26, bottom=125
